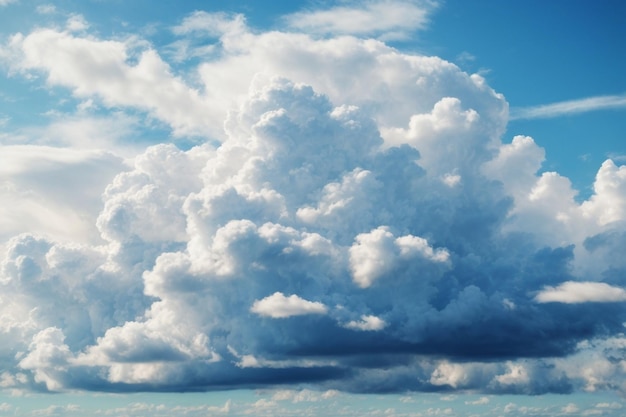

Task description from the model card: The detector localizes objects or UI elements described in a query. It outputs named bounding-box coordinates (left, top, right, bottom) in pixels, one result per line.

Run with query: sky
left=0, top=0, right=626, bottom=416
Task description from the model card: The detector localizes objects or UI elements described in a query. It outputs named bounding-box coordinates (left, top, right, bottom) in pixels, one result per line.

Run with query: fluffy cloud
left=344, top=315, right=387, bottom=331
left=0, top=6, right=626, bottom=398
left=18, top=327, right=73, bottom=391
left=349, top=226, right=449, bottom=288
left=535, top=282, right=626, bottom=304
left=251, top=292, right=328, bottom=318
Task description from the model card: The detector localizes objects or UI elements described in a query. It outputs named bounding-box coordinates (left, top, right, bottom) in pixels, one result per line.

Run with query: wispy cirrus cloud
left=510, top=93, right=626, bottom=120
left=283, top=0, right=439, bottom=40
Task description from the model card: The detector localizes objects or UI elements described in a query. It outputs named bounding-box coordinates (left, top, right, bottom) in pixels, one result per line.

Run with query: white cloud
left=5, top=11, right=507, bottom=147
left=581, top=160, right=626, bottom=226
left=192, top=23, right=507, bottom=144
left=251, top=292, right=328, bottom=318
left=271, top=389, right=338, bottom=403
left=8, top=30, right=216, bottom=137
left=482, top=135, right=545, bottom=201
left=66, top=14, right=89, bottom=32
left=483, top=133, right=626, bottom=262
left=97, top=143, right=210, bottom=243
left=284, top=0, right=438, bottom=40
left=344, top=315, right=386, bottom=331
left=10, top=112, right=141, bottom=152
left=349, top=226, right=449, bottom=288
left=493, top=362, right=530, bottom=387
left=0, top=0, right=17, bottom=6
left=18, top=327, right=72, bottom=391
left=455, top=51, right=476, bottom=64
left=510, top=93, right=626, bottom=120
left=595, top=402, right=622, bottom=409
left=535, top=281, right=626, bottom=304
left=430, top=362, right=474, bottom=388
left=172, top=11, right=247, bottom=37
left=381, top=96, right=492, bottom=177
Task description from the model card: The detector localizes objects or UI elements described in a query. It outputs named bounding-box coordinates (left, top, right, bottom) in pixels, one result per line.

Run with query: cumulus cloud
left=19, top=327, right=73, bottom=391
left=349, top=226, right=449, bottom=288
left=251, top=293, right=328, bottom=318
left=535, top=282, right=626, bottom=304
left=0, top=4, right=626, bottom=399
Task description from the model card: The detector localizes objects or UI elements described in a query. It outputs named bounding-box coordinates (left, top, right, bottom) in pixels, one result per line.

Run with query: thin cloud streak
left=510, top=93, right=626, bottom=120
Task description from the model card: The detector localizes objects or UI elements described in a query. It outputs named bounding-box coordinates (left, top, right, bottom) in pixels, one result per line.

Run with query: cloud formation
left=0, top=6, right=626, bottom=398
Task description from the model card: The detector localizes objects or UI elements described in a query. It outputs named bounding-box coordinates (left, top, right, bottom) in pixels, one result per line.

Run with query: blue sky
left=1, top=1, right=626, bottom=416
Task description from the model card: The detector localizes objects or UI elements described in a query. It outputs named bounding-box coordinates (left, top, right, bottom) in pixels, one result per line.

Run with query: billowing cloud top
left=1, top=3, right=626, bottom=398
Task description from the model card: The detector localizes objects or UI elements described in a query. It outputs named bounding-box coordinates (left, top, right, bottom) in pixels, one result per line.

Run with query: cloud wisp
left=0, top=6, right=626, bottom=398
left=283, top=0, right=438, bottom=40
left=510, top=93, right=626, bottom=120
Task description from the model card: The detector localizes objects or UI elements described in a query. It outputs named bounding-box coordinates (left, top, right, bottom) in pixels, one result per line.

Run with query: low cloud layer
left=1, top=6, right=626, bottom=397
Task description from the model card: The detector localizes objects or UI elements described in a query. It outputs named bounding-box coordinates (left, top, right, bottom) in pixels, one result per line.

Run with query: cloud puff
left=535, top=282, right=626, bottom=304
left=18, top=327, right=73, bottom=391
left=349, top=226, right=449, bottom=288
left=251, top=292, right=328, bottom=318
left=1, top=6, right=626, bottom=398
left=344, top=315, right=387, bottom=331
